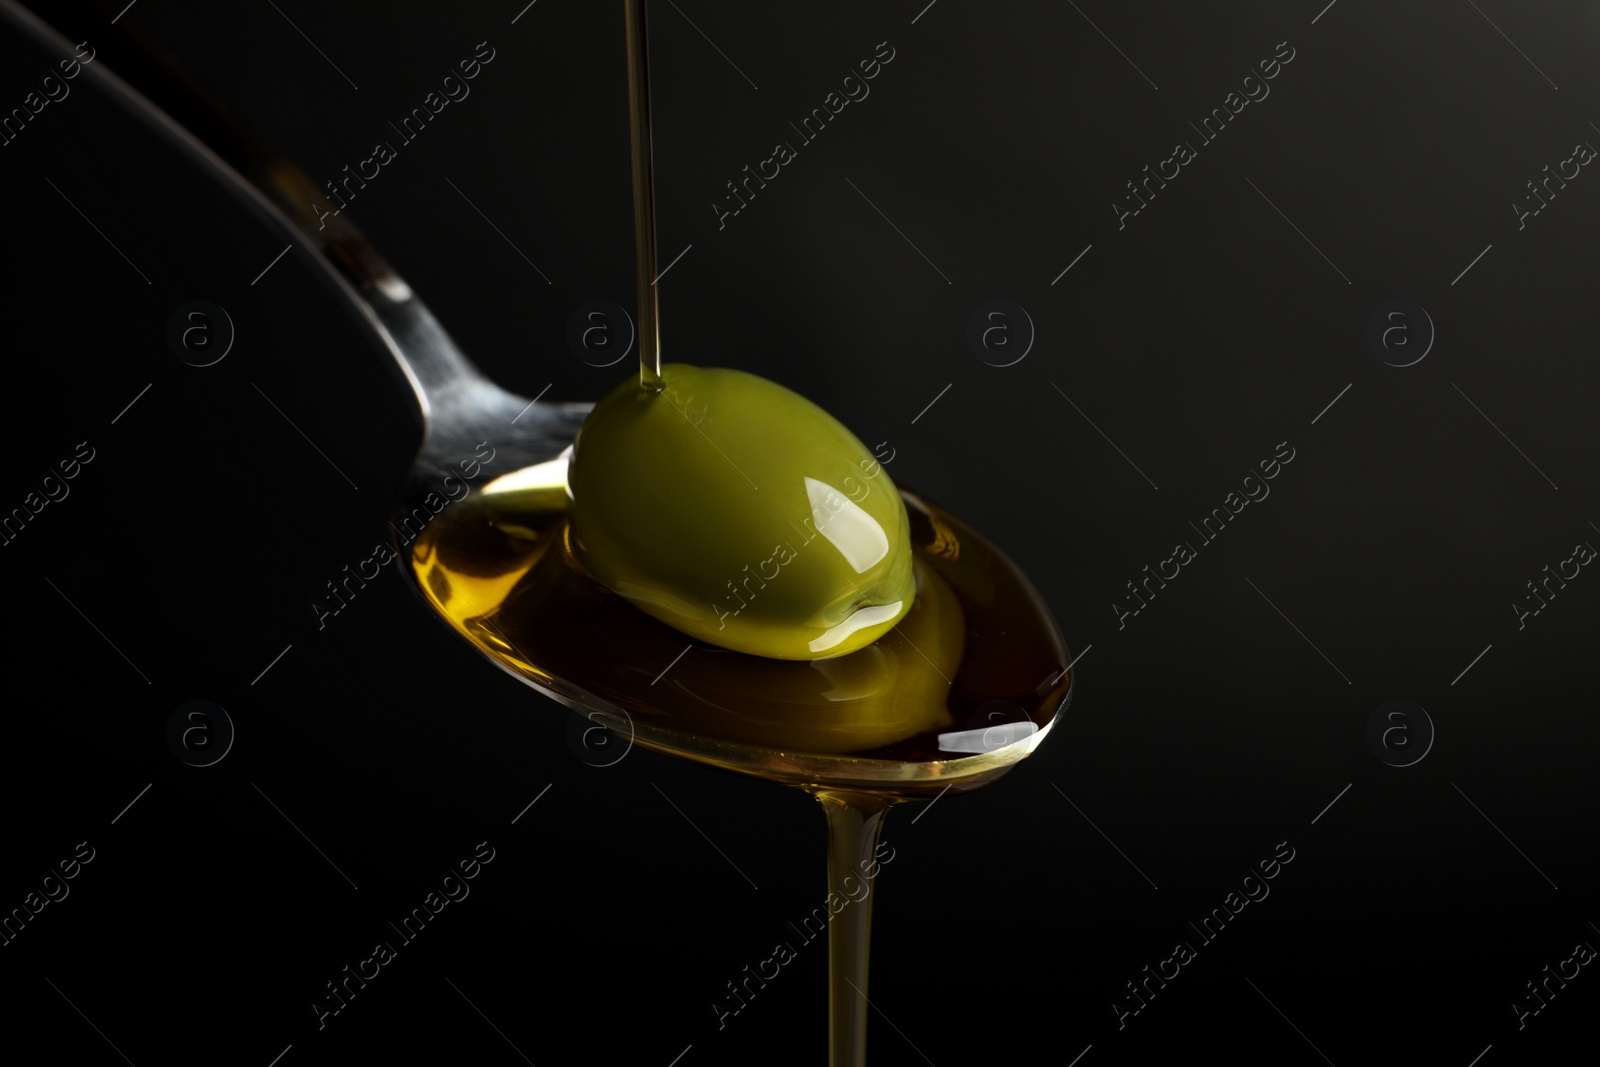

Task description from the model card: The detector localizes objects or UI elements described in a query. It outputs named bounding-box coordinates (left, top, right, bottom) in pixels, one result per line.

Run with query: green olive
left=567, top=364, right=914, bottom=659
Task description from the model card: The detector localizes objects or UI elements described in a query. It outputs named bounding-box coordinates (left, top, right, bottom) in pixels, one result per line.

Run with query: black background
left=2, top=1, right=1598, bottom=1064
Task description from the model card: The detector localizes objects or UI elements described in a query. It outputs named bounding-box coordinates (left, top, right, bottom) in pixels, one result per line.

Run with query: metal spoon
left=2, top=0, right=1071, bottom=792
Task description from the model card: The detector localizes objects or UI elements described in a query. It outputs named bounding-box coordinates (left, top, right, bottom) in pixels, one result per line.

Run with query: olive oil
left=408, top=457, right=1070, bottom=1064
left=419, top=7, right=1073, bottom=1063
left=409, top=467, right=1072, bottom=788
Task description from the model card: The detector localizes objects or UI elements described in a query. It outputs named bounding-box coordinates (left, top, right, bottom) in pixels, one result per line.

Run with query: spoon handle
left=0, top=0, right=493, bottom=424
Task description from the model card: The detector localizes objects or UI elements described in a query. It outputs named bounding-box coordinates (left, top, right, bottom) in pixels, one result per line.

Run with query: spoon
left=7, top=0, right=1071, bottom=786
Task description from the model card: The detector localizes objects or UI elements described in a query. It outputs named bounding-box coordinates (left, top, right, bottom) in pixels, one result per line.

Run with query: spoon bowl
left=411, top=465, right=1072, bottom=794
